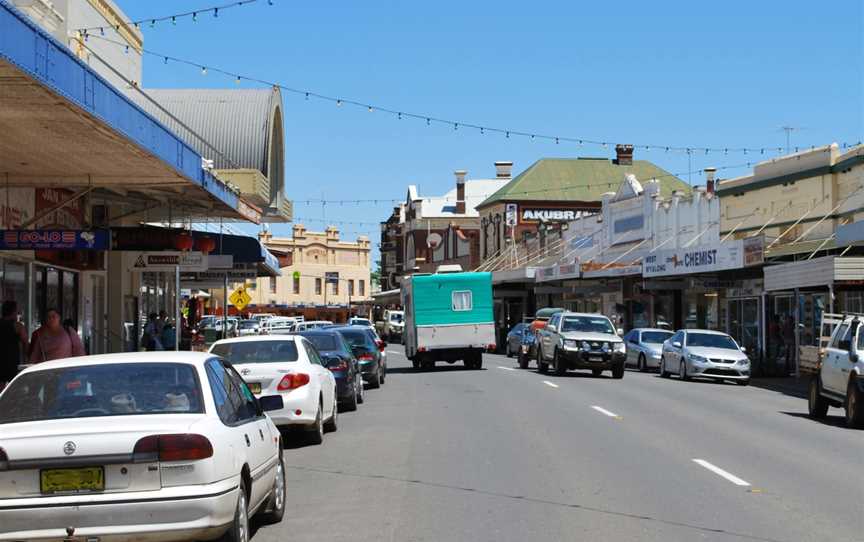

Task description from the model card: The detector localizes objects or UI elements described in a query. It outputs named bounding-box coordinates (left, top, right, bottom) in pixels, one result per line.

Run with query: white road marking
left=386, top=350, right=402, bottom=356
left=542, top=380, right=559, bottom=388
left=591, top=405, right=622, bottom=419
left=497, top=366, right=517, bottom=371
left=692, top=459, right=751, bottom=486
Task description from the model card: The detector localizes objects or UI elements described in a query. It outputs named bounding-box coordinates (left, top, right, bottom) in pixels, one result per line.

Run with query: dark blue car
left=505, top=323, right=531, bottom=357
left=299, top=329, right=364, bottom=411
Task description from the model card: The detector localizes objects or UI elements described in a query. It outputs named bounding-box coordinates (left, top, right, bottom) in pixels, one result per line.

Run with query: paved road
left=251, top=346, right=863, bottom=542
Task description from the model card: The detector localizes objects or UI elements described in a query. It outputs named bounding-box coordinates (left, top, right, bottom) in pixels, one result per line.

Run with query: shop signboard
left=519, top=207, right=595, bottom=224
left=837, top=220, right=864, bottom=246
left=128, top=251, right=208, bottom=272
left=505, top=203, right=518, bottom=227
left=642, top=241, right=744, bottom=278
left=743, top=236, right=764, bottom=266
left=582, top=264, right=642, bottom=279
left=0, top=229, right=107, bottom=250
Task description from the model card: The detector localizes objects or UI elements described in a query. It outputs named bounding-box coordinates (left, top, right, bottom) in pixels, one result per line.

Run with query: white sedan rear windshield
left=211, top=340, right=299, bottom=363
left=0, top=363, right=204, bottom=424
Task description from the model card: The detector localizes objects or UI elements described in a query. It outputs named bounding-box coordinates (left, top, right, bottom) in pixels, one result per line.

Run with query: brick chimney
left=614, top=144, right=634, bottom=166
left=494, top=161, right=513, bottom=179
left=704, top=167, right=717, bottom=195
left=455, top=170, right=467, bottom=214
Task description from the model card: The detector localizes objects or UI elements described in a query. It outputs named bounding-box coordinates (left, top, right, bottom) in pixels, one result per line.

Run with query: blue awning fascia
left=0, top=1, right=239, bottom=212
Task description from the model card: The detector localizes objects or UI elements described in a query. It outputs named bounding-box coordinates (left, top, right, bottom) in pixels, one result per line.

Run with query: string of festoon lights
left=76, top=0, right=272, bottom=33
left=80, top=34, right=860, bottom=157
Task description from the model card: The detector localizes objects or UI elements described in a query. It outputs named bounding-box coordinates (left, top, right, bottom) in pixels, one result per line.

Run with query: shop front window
left=653, top=293, right=675, bottom=330
left=0, top=259, right=27, bottom=323
left=62, top=272, right=77, bottom=326
left=684, top=291, right=718, bottom=330
left=727, top=297, right=759, bottom=364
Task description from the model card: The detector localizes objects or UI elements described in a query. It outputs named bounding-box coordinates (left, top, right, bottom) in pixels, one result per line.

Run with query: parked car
left=623, top=328, right=674, bottom=371
left=210, top=335, right=338, bottom=443
left=238, top=319, right=262, bottom=336
left=536, top=312, right=626, bottom=378
left=0, top=352, right=286, bottom=542
left=808, top=314, right=864, bottom=428
left=517, top=308, right=565, bottom=369
left=332, top=326, right=387, bottom=388
left=299, top=329, right=364, bottom=411
left=660, top=329, right=750, bottom=385
left=377, top=310, right=404, bottom=343
left=261, top=317, right=297, bottom=335
left=505, top=322, right=531, bottom=357
left=348, top=317, right=374, bottom=329
left=294, top=320, right=333, bottom=332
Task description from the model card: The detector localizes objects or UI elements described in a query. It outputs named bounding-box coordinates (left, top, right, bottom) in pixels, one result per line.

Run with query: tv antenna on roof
left=779, top=126, right=806, bottom=154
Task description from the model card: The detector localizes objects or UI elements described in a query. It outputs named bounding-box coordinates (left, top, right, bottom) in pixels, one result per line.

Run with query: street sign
left=127, top=251, right=208, bottom=272
left=229, top=285, right=252, bottom=311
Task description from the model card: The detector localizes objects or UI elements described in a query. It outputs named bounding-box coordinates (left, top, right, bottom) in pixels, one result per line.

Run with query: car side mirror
left=672, top=341, right=682, bottom=348
left=850, top=351, right=859, bottom=363
left=258, top=395, right=284, bottom=413
left=617, top=328, right=624, bottom=336
left=740, top=346, right=747, bottom=353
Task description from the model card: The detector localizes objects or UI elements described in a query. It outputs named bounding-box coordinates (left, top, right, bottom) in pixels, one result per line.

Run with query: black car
left=505, top=323, right=530, bottom=357
left=332, top=326, right=387, bottom=388
left=299, top=329, right=364, bottom=411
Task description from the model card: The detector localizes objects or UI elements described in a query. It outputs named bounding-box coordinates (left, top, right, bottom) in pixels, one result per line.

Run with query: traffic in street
left=252, top=346, right=862, bottom=542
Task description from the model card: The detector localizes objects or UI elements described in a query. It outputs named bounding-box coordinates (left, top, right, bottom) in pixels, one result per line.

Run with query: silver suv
left=536, top=312, right=626, bottom=378
left=809, top=315, right=864, bottom=428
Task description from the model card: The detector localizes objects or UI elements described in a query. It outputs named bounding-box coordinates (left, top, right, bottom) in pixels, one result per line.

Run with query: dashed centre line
left=386, top=350, right=402, bottom=356
left=591, top=405, right=622, bottom=419
left=496, top=366, right=517, bottom=371
left=542, top=380, right=559, bottom=388
left=692, top=459, right=751, bottom=486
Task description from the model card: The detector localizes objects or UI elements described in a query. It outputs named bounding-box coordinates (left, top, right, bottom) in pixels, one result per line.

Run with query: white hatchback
left=210, top=335, right=338, bottom=444
left=0, top=352, right=286, bottom=542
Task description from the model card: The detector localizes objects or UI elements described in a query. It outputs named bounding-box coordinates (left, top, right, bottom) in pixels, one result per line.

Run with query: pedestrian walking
left=142, top=312, right=163, bottom=351
left=29, top=308, right=85, bottom=363
left=161, top=319, right=177, bottom=351
left=0, top=300, right=27, bottom=388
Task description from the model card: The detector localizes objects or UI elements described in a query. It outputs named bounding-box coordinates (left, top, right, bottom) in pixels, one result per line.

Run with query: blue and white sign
left=642, top=241, right=744, bottom=278
left=0, top=229, right=108, bottom=250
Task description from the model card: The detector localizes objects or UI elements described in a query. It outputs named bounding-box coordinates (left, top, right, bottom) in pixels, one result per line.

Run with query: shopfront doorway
left=727, top=297, right=760, bottom=367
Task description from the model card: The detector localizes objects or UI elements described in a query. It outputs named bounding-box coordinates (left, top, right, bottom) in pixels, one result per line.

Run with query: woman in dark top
left=0, top=300, right=28, bottom=388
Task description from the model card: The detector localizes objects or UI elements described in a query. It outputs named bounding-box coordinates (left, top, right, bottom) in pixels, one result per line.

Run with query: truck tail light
left=133, top=434, right=213, bottom=462
left=486, top=344, right=496, bottom=351
left=277, top=373, right=310, bottom=391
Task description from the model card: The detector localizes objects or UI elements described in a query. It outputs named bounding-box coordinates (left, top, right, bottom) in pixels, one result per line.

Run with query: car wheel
left=638, top=354, right=646, bottom=372
left=518, top=351, right=529, bottom=369
left=412, top=359, right=420, bottom=369
left=356, top=375, right=365, bottom=405
left=679, top=360, right=689, bottom=381
left=367, top=365, right=381, bottom=389
left=380, top=365, right=386, bottom=384
left=612, top=363, right=625, bottom=379
left=591, top=368, right=603, bottom=377
left=659, top=356, right=670, bottom=378
left=845, top=378, right=864, bottom=429
left=221, top=477, right=250, bottom=542
left=537, top=349, right=549, bottom=374
left=808, top=377, right=829, bottom=419
left=554, top=349, right=567, bottom=376
left=260, top=453, right=286, bottom=524
left=307, top=403, right=324, bottom=445
left=507, top=343, right=514, bottom=358
left=324, top=395, right=338, bottom=432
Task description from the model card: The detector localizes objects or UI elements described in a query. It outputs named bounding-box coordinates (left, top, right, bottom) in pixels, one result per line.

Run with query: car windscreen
left=239, top=321, right=258, bottom=329
left=0, top=363, right=204, bottom=424
left=511, top=323, right=527, bottom=334
left=686, top=333, right=738, bottom=350
left=642, top=331, right=673, bottom=344
left=337, top=329, right=375, bottom=350
left=211, top=340, right=299, bottom=363
left=560, top=316, right=615, bottom=334
left=351, top=319, right=372, bottom=326
left=300, top=333, right=340, bottom=352
left=389, top=313, right=403, bottom=323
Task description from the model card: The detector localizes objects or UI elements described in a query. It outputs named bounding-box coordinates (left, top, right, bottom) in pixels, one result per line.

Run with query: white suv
left=809, top=315, right=864, bottom=428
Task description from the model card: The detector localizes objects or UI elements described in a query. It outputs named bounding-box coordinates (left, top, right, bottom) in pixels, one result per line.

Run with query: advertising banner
left=0, top=229, right=107, bottom=250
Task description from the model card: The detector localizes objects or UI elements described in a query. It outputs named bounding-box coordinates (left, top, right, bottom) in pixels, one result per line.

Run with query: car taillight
left=277, top=373, right=310, bottom=391
left=376, top=339, right=385, bottom=352
left=329, top=360, right=348, bottom=371
left=133, top=434, right=213, bottom=462
left=357, top=352, right=375, bottom=361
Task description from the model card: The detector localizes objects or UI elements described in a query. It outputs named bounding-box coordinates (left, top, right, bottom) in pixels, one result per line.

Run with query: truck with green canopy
left=402, top=267, right=495, bottom=370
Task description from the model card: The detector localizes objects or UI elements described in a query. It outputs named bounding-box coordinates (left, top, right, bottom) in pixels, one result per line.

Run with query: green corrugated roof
left=476, top=158, right=690, bottom=209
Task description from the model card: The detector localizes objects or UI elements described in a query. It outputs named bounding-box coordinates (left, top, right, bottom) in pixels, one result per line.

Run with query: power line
left=76, top=0, right=270, bottom=33
left=80, top=35, right=858, bottom=156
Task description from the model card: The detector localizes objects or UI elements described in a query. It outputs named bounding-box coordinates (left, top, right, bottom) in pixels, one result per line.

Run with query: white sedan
left=660, top=329, right=751, bottom=385
left=210, top=335, right=338, bottom=444
left=0, top=351, right=286, bottom=542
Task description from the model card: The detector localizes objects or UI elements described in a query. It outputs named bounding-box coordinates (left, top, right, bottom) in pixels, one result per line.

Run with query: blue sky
left=120, top=0, right=862, bottom=258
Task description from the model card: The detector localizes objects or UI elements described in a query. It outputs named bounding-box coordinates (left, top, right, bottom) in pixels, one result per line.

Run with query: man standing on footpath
left=0, top=300, right=28, bottom=388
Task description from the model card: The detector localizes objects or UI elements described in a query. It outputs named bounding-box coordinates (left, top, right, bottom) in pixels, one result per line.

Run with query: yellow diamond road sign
left=229, top=286, right=252, bottom=311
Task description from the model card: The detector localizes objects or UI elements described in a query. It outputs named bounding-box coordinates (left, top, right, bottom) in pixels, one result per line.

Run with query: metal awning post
left=175, top=265, right=180, bottom=351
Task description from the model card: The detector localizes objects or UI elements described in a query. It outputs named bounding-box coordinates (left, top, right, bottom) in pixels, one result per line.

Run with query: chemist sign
left=642, top=241, right=744, bottom=278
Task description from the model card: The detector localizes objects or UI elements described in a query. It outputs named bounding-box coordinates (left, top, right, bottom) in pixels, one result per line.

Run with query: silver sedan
left=623, top=328, right=674, bottom=371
